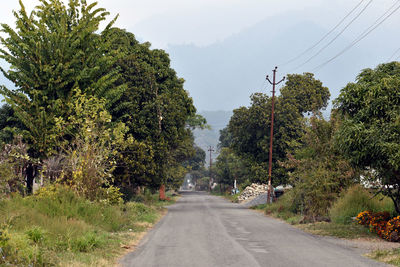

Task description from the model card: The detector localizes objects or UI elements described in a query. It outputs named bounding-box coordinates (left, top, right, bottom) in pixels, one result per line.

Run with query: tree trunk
left=26, top=163, right=35, bottom=194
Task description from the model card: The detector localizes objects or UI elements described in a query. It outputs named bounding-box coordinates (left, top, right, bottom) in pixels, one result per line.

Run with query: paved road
left=121, top=191, right=388, bottom=267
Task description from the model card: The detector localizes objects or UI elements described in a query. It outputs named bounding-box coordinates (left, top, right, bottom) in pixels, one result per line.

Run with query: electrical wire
left=314, top=0, right=400, bottom=71
left=258, top=79, right=267, bottom=92
left=388, top=47, right=400, bottom=62
left=279, top=0, right=367, bottom=67
left=290, top=0, right=373, bottom=72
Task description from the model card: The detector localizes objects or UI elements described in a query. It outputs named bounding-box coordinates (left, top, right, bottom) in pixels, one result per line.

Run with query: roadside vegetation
left=0, top=0, right=203, bottom=265
left=212, top=60, right=400, bottom=264
left=370, top=249, right=400, bottom=266
left=252, top=185, right=393, bottom=238
left=1, top=0, right=400, bottom=266
left=0, top=185, right=177, bottom=266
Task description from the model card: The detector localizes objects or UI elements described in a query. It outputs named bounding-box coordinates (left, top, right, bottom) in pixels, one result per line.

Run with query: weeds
left=0, top=186, right=173, bottom=266
left=329, top=185, right=395, bottom=224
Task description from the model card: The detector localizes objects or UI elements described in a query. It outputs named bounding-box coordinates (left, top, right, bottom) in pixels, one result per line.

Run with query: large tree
left=103, top=28, right=199, bottom=192
left=282, top=114, right=358, bottom=219
left=0, top=0, right=123, bottom=157
left=335, top=62, right=400, bottom=214
left=227, top=73, right=330, bottom=185
left=0, top=0, right=204, bottom=195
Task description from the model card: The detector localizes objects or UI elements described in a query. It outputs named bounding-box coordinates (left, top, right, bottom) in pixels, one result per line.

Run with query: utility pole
left=153, top=80, right=166, bottom=201
left=208, top=146, right=214, bottom=191
left=266, top=66, right=285, bottom=203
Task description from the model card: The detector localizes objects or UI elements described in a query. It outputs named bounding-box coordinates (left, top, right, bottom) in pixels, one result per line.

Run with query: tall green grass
left=329, top=184, right=395, bottom=224
left=264, top=191, right=304, bottom=224
left=0, top=186, right=161, bottom=266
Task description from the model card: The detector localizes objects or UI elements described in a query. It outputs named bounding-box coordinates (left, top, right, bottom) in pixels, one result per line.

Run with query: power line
left=314, top=0, right=400, bottom=71
left=257, top=79, right=267, bottom=92
left=388, top=47, right=400, bottom=62
left=291, top=0, right=373, bottom=72
left=279, top=0, right=367, bottom=67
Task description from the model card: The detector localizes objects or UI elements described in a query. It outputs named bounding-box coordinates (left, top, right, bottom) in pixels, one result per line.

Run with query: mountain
left=193, top=110, right=232, bottom=165
left=167, top=13, right=400, bottom=112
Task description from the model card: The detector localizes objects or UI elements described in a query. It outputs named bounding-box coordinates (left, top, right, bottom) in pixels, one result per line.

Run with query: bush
left=0, top=224, right=47, bottom=266
left=26, top=227, right=46, bottom=243
left=356, top=211, right=372, bottom=226
left=70, top=231, right=105, bottom=252
left=368, top=211, right=391, bottom=237
left=0, top=185, right=161, bottom=265
left=385, top=216, right=400, bottom=242
left=265, top=191, right=303, bottom=223
left=329, top=184, right=395, bottom=224
left=100, top=185, right=124, bottom=205
left=356, top=211, right=400, bottom=242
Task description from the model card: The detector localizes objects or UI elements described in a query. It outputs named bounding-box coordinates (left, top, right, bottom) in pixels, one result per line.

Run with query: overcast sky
left=1, top=0, right=400, bottom=111
left=1, top=0, right=398, bottom=48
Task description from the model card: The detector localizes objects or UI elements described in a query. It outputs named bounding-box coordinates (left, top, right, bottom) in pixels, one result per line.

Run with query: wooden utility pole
left=208, top=146, right=214, bottom=191
left=153, top=80, right=166, bottom=201
left=266, top=67, right=285, bottom=203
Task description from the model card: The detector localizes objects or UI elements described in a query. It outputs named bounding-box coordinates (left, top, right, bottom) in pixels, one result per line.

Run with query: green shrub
left=26, top=226, right=46, bottom=243
left=100, top=185, right=124, bottom=205
left=70, top=231, right=105, bottom=252
left=0, top=185, right=163, bottom=265
left=265, top=191, right=301, bottom=222
left=329, top=184, right=395, bottom=224
left=0, top=227, right=48, bottom=266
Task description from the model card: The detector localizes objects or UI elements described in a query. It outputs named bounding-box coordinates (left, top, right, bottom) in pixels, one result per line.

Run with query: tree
left=0, top=0, right=122, bottom=110
left=0, top=0, right=202, bottom=197
left=227, top=73, right=330, bottom=185
left=0, top=0, right=124, bottom=192
left=183, top=145, right=206, bottom=171
left=281, top=114, right=358, bottom=220
left=0, top=104, right=23, bottom=145
left=335, top=62, right=400, bottom=214
left=218, top=127, right=232, bottom=149
left=215, top=147, right=249, bottom=191
left=104, top=28, right=199, bottom=193
left=51, top=89, right=130, bottom=200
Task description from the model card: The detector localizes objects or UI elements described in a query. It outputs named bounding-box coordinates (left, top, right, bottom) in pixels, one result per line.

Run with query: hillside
left=193, top=110, right=232, bottom=164
left=168, top=13, right=400, bottom=112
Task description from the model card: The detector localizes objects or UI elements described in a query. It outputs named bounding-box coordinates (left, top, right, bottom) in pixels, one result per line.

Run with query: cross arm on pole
left=276, top=76, right=286, bottom=85
left=266, top=75, right=273, bottom=85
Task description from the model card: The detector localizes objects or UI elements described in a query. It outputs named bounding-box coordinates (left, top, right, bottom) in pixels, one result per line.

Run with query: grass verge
left=297, top=222, right=376, bottom=239
left=0, top=187, right=177, bottom=266
left=252, top=201, right=375, bottom=238
left=369, top=248, right=400, bottom=266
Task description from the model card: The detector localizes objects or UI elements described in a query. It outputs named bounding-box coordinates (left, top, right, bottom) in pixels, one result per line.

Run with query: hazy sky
left=1, top=0, right=398, bottom=48
left=1, top=0, right=400, bottom=111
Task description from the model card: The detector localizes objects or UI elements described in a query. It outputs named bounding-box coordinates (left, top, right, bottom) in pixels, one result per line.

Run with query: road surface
left=121, top=191, right=388, bottom=267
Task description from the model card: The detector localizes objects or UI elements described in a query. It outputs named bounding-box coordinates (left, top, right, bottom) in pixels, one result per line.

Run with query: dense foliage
left=223, top=73, right=330, bottom=186
left=335, top=62, right=400, bottom=214
left=0, top=185, right=165, bottom=266
left=0, top=0, right=201, bottom=198
left=281, top=115, right=358, bottom=220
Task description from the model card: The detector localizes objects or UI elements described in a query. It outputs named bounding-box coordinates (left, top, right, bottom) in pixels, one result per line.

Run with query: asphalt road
left=121, top=191, right=388, bottom=267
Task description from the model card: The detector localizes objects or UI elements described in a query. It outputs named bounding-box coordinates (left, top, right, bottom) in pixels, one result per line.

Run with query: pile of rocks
left=237, top=183, right=268, bottom=203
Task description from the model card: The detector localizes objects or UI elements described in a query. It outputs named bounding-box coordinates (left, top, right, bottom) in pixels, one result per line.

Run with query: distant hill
left=193, top=110, right=232, bottom=165
left=168, top=12, right=400, bottom=112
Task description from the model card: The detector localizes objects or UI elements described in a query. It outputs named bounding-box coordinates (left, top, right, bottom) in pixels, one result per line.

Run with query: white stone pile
left=237, top=183, right=268, bottom=203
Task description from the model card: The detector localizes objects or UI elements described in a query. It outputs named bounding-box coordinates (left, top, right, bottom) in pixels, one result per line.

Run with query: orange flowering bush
left=384, top=216, right=400, bottom=242
left=356, top=211, right=400, bottom=242
left=356, top=211, right=372, bottom=225
left=368, top=211, right=390, bottom=237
